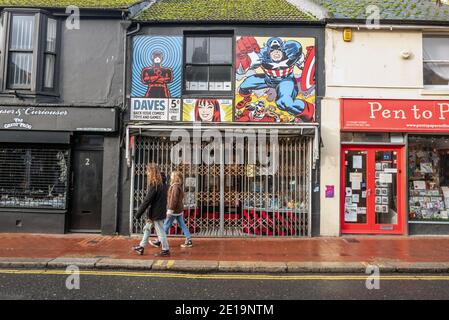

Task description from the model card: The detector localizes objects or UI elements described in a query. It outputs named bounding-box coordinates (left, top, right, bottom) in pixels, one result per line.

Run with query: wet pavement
left=1, top=233, right=449, bottom=263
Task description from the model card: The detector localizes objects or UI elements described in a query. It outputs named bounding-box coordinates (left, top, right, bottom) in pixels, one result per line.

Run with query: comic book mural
left=131, top=36, right=182, bottom=121
left=183, top=99, right=233, bottom=122
left=235, top=36, right=316, bottom=123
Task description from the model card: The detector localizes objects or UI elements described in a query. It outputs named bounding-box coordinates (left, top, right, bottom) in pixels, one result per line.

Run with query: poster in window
left=235, top=36, right=316, bottom=123
left=345, top=204, right=358, bottom=222
left=183, top=99, right=233, bottom=122
left=131, top=36, right=182, bottom=121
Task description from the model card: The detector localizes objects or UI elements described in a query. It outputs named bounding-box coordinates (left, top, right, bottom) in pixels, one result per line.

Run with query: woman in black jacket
left=132, top=164, right=170, bottom=257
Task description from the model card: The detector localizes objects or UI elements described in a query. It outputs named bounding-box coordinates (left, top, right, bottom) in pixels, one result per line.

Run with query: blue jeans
left=164, top=214, right=191, bottom=240
left=140, top=220, right=169, bottom=251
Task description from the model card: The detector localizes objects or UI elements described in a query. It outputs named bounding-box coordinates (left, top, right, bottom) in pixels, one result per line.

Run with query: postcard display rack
left=409, top=145, right=449, bottom=221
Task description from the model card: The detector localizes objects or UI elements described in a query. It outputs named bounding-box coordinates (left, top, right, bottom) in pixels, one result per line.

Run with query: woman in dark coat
left=132, top=164, right=170, bottom=257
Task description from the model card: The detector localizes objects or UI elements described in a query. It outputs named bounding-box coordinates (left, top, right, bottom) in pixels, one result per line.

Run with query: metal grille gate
left=0, top=147, right=69, bottom=209
left=131, top=132, right=312, bottom=237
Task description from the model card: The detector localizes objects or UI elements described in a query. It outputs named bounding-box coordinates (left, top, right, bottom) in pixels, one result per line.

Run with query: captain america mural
left=235, top=36, right=316, bottom=123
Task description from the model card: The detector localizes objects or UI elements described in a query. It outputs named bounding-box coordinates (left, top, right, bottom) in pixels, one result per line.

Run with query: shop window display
left=409, top=136, right=449, bottom=221
left=0, top=148, right=69, bottom=209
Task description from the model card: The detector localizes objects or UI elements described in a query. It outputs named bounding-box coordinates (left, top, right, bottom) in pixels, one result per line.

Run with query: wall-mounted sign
left=130, top=36, right=183, bottom=122
left=235, top=36, right=316, bottom=123
left=0, top=106, right=117, bottom=132
left=341, top=99, right=449, bottom=132
left=183, top=98, right=233, bottom=122
left=131, top=98, right=181, bottom=121
left=325, top=185, right=335, bottom=198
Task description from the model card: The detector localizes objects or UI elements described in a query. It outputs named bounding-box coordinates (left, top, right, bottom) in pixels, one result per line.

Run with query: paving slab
left=47, top=257, right=100, bottom=269
left=95, top=258, right=154, bottom=270
left=219, top=261, right=287, bottom=273
left=0, top=257, right=51, bottom=268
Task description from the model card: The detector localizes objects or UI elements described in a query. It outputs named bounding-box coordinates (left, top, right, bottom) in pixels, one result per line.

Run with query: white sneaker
left=180, top=240, right=193, bottom=248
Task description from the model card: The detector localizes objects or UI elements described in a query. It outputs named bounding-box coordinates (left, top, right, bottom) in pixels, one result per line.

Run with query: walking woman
left=151, top=171, right=193, bottom=248
left=132, top=164, right=170, bottom=257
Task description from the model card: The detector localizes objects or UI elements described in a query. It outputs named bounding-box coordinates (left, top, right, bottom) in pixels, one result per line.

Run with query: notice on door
left=352, top=155, right=363, bottom=169
left=345, top=204, right=358, bottom=222
left=379, top=173, right=393, bottom=184
left=350, top=172, right=363, bottom=190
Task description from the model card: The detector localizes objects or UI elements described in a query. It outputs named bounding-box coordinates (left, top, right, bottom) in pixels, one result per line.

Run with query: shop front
left=0, top=105, right=118, bottom=234
left=125, top=26, right=324, bottom=237
left=341, top=98, right=449, bottom=235
left=127, top=125, right=318, bottom=238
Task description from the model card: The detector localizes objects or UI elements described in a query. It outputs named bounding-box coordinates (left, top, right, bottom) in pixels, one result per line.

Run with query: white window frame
left=423, top=33, right=449, bottom=90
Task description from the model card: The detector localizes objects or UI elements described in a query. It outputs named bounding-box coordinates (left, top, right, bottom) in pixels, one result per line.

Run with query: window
left=7, top=15, right=34, bottom=89
left=409, top=136, right=449, bottom=222
left=43, top=18, right=57, bottom=89
left=0, top=147, right=69, bottom=209
left=1, top=10, right=59, bottom=94
left=185, top=35, right=233, bottom=93
left=423, top=35, right=449, bottom=87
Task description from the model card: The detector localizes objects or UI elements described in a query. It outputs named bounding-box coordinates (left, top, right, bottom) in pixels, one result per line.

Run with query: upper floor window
left=0, top=10, right=59, bottom=94
left=184, top=35, right=233, bottom=94
left=423, top=35, right=449, bottom=87
left=8, top=14, right=35, bottom=89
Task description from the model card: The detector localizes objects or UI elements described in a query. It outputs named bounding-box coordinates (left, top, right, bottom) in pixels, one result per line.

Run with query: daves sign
left=131, top=98, right=181, bottom=121
left=342, top=99, right=449, bottom=132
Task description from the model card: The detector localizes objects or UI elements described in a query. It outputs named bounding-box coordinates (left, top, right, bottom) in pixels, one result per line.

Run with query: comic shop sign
left=341, top=99, right=449, bottom=132
left=131, top=98, right=181, bottom=121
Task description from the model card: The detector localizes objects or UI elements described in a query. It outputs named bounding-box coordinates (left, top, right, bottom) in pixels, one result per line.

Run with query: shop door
left=341, top=145, right=405, bottom=234
left=69, top=137, right=104, bottom=233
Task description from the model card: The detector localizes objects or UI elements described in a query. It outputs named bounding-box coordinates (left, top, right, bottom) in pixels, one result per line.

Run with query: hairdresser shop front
left=340, top=98, right=449, bottom=235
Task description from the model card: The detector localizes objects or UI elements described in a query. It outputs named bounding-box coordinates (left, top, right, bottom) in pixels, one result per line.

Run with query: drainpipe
left=123, top=22, right=140, bottom=168
left=123, top=22, right=141, bottom=113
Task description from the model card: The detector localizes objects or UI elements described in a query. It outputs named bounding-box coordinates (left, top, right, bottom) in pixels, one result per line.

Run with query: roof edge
left=326, top=17, right=449, bottom=27
left=0, top=1, right=144, bottom=11
left=132, top=19, right=325, bottom=25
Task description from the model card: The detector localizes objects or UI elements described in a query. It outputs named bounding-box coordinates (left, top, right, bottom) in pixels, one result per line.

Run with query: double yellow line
left=1, top=269, right=449, bottom=281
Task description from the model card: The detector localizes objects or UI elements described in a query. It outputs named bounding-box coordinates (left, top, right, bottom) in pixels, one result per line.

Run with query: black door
left=69, top=137, right=104, bottom=232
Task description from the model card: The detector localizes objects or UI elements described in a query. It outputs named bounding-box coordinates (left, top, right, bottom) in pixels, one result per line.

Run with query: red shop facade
left=340, top=99, right=449, bottom=235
